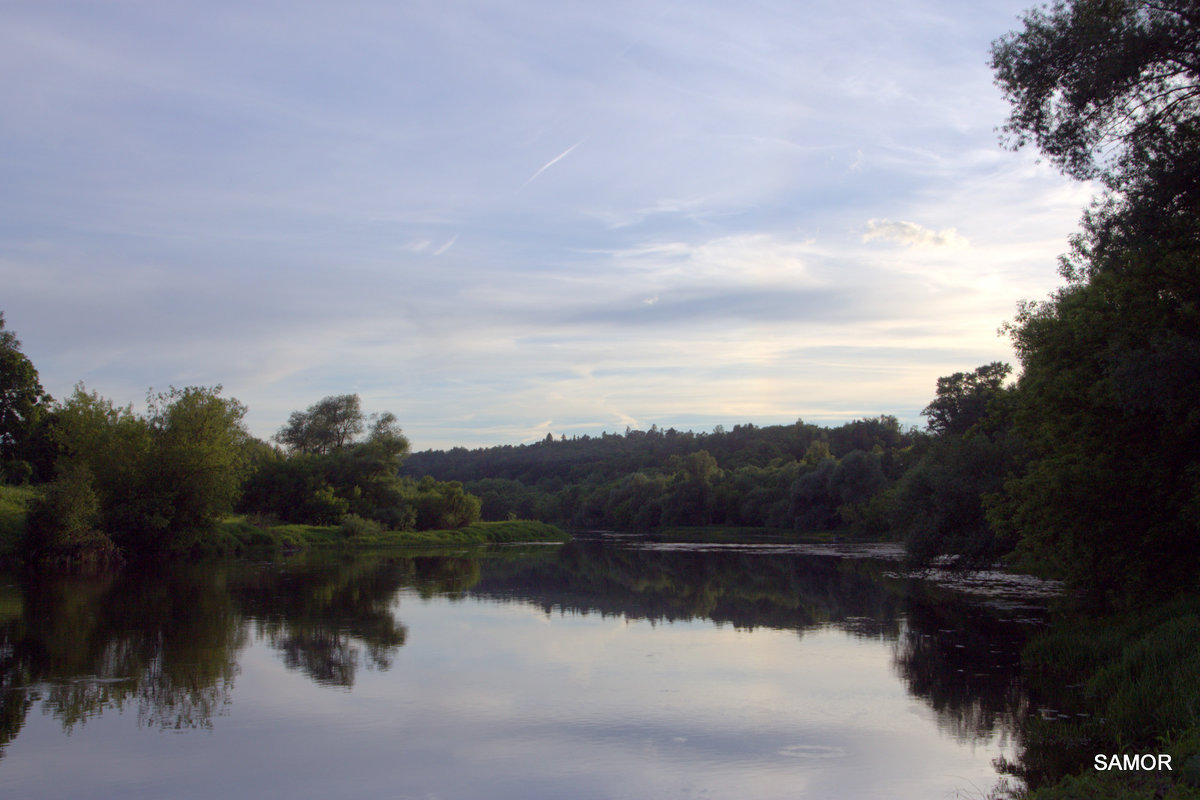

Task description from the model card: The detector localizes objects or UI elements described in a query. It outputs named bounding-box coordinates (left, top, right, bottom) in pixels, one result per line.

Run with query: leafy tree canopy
left=43, top=384, right=251, bottom=556
left=0, top=313, right=53, bottom=480
left=275, top=394, right=364, bottom=455
left=921, top=362, right=1012, bottom=437
left=992, top=0, right=1200, bottom=184
left=992, top=0, right=1200, bottom=605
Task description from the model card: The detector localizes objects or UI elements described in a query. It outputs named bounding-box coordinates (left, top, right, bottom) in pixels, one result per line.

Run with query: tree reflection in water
left=0, top=539, right=1048, bottom=780
left=892, top=588, right=1033, bottom=745
left=0, top=564, right=246, bottom=752
left=464, top=539, right=1040, bottom=749
left=0, top=555, right=416, bottom=755
left=229, top=556, right=411, bottom=687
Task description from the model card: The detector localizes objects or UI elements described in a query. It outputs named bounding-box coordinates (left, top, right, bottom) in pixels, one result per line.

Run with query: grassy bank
left=0, top=486, right=568, bottom=560
left=198, top=515, right=569, bottom=556
left=1010, top=594, right=1200, bottom=799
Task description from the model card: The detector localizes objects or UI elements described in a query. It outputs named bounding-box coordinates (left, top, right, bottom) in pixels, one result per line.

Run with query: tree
left=921, top=363, right=1012, bottom=437
left=406, top=476, right=481, bottom=530
left=145, top=386, right=251, bottom=537
left=0, top=313, right=53, bottom=482
left=44, top=384, right=251, bottom=556
left=991, top=0, right=1200, bottom=604
left=241, top=405, right=422, bottom=529
left=363, top=412, right=410, bottom=463
left=662, top=450, right=721, bottom=526
left=275, top=394, right=364, bottom=455
left=991, top=0, right=1200, bottom=184
left=895, top=365, right=1022, bottom=570
left=828, top=449, right=887, bottom=511
left=22, top=461, right=118, bottom=563
left=894, top=428, right=1018, bottom=570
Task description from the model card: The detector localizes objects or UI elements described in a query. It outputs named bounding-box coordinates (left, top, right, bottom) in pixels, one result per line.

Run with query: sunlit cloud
left=861, top=219, right=968, bottom=248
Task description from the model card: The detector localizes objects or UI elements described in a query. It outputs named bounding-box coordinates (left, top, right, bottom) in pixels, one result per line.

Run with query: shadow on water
left=0, top=537, right=1053, bottom=778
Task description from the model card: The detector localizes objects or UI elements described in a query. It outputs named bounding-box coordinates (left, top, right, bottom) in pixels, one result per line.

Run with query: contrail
left=522, top=140, right=583, bottom=187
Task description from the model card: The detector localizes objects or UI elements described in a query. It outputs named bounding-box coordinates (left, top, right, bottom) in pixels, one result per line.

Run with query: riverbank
left=0, top=485, right=568, bottom=560
left=204, top=515, right=569, bottom=555
left=1008, top=593, right=1200, bottom=799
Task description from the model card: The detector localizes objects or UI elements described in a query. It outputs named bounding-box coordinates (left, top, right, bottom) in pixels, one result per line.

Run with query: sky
left=0, top=0, right=1098, bottom=451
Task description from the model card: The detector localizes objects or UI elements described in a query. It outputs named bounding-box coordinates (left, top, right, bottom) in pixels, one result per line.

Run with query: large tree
left=992, top=0, right=1200, bottom=605
left=921, top=362, right=1012, bottom=437
left=275, top=394, right=364, bottom=455
left=894, top=365, right=1020, bottom=570
left=992, top=0, right=1200, bottom=184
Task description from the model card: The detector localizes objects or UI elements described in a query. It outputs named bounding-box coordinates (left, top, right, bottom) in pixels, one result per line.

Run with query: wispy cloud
left=861, top=219, right=969, bottom=248
left=522, top=141, right=583, bottom=187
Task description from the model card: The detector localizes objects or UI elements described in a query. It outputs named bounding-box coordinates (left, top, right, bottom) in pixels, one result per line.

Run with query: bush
left=23, top=463, right=119, bottom=564
left=338, top=514, right=383, bottom=539
left=47, top=384, right=250, bottom=556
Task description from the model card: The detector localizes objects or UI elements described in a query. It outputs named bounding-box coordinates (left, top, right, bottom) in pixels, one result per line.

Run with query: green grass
left=0, top=487, right=569, bottom=560
left=0, top=484, right=40, bottom=558
left=1016, top=594, right=1200, bottom=799
left=199, top=516, right=569, bottom=556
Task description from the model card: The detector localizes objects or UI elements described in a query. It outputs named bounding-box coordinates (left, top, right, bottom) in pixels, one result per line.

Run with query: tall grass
left=0, top=484, right=39, bottom=557
left=1015, top=595, right=1200, bottom=798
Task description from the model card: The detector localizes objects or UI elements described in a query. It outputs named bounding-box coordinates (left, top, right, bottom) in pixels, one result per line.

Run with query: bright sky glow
left=1, top=1, right=1096, bottom=449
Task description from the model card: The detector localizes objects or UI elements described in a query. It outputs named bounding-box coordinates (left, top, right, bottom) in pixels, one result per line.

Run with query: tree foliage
left=991, top=0, right=1200, bottom=604
left=22, top=462, right=118, bottom=564
left=0, top=313, right=53, bottom=483
left=275, top=394, right=365, bottom=455
left=242, top=400, right=482, bottom=531
left=892, top=366, right=1022, bottom=570
left=397, top=419, right=916, bottom=534
left=921, top=362, right=1011, bottom=437
left=39, top=385, right=251, bottom=556
left=992, top=0, right=1200, bottom=184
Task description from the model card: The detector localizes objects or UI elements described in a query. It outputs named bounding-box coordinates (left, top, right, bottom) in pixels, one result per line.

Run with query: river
left=0, top=535, right=1057, bottom=799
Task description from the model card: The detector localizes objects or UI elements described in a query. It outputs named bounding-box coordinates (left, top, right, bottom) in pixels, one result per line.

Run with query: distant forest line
left=401, top=414, right=922, bottom=533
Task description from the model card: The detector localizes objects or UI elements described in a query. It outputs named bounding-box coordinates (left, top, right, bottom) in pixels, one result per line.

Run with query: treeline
left=0, top=350, right=484, bottom=562
left=401, top=416, right=918, bottom=533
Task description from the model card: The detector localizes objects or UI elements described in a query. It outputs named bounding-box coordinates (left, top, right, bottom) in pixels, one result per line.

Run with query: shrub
left=23, top=463, right=119, bottom=564
left=339, top=514, right=383, bottom=539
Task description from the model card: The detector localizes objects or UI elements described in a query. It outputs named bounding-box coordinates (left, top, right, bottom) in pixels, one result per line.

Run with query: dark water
left=0, top=536, right=1055, bottom=799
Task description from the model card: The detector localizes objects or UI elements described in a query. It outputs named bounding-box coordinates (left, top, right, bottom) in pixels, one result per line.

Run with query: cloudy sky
left=1, top=1, right=1096, bottom=450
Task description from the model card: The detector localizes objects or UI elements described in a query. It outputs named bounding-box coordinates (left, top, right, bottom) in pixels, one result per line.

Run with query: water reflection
left=0, top=539, right=1049, bottom=797
left=464, top=539, right=1039, bottom=747
left=229, top=556, right=410, bottom=686
left=469, top=540, right=908, bottom=633
left=0, top=564, right=245, bottom=765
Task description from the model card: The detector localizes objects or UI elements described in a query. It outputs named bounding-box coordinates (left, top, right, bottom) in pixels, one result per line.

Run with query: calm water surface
left=0, top=536, right=1053, bottom=799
